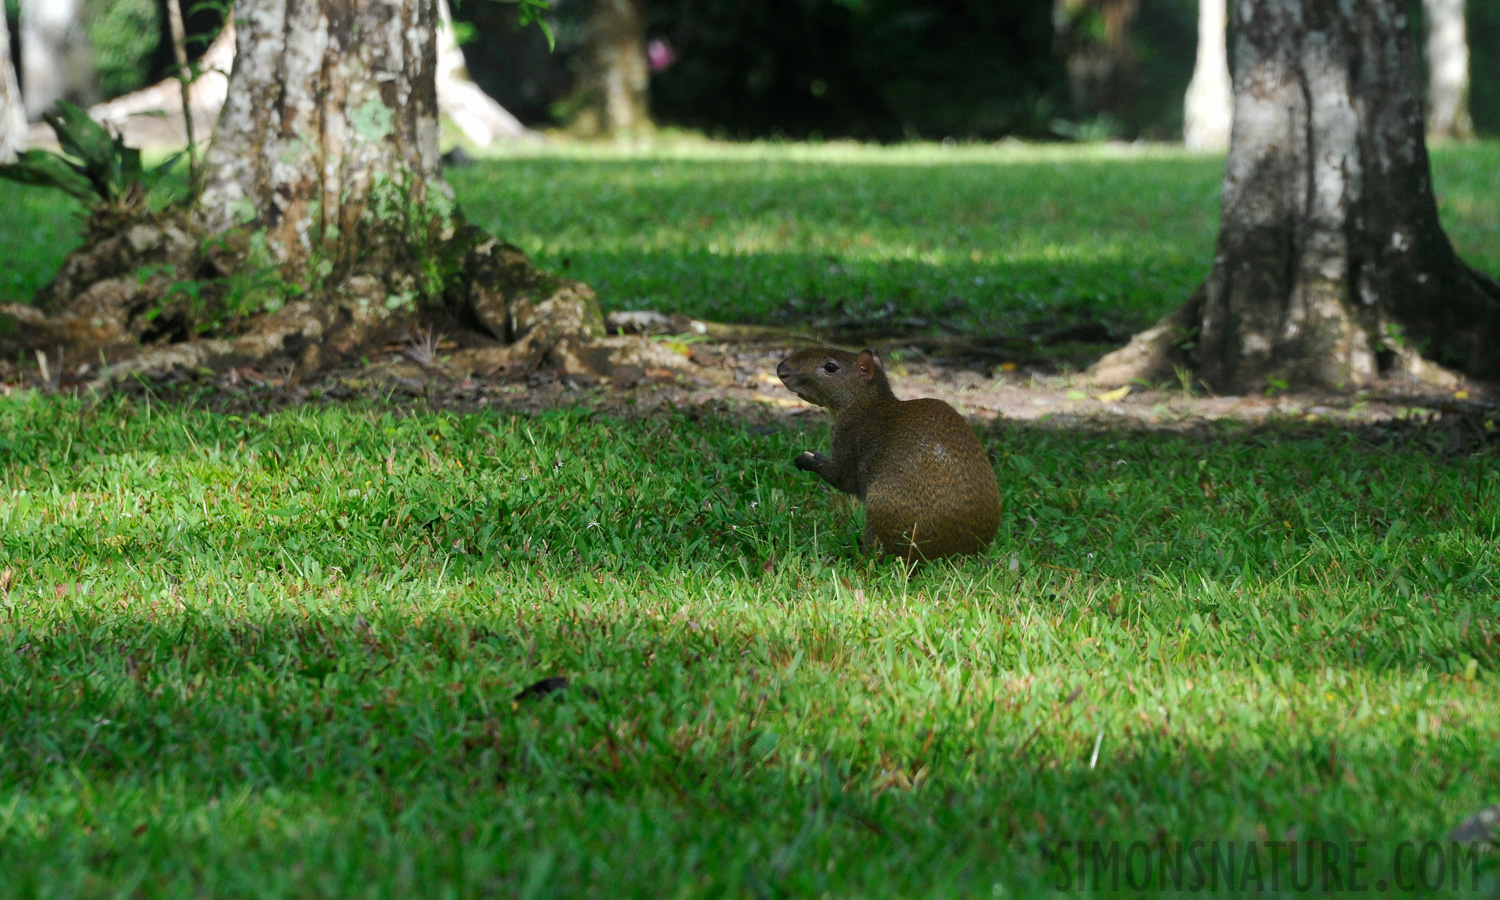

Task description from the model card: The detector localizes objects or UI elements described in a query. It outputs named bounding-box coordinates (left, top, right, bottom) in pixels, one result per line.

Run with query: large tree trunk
left=1423, top=0, right=1473, bottom=139
left=19, top=0, right=99, bottom=118
left=1182, top=0, right=1231, bottom=151
left=1052, top=0, right=1139, bottom=126
left=1091, top=0, right=1500, bottom=394
left=568, top=0, right=652, bottom=138
left=0, top=0, right=648, bottom=385
left=0, top=10, right=24, bottom=162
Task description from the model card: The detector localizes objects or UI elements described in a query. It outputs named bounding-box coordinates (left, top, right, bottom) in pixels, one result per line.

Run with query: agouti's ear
left=856, top=349, right=881, bottom=381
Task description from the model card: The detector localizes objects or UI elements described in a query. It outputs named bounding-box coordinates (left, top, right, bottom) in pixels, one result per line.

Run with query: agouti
left=777, top=347, right=1001, bottom=561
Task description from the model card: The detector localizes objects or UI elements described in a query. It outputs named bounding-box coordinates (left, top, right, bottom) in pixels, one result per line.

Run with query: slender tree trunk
left=568, top=0, right=651, bottom=137
left=18, top=0, right=98, bottom=118
left=1052, top=0, right=1139, bottom=125
left=1423, top=0, right=1473, bottom=139
left=1090, top=0, right=1500, bottom=393
left=1183, top=0, right=1231, bottom=151
left=434, top=0, right=536, bottom=146
left=0, top=0, right=647, bottom=385
left=0, top=10, right=24, bottom=162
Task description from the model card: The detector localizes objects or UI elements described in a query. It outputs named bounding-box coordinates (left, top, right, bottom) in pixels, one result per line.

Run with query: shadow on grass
left=1, top=595, right=1496, bottom=897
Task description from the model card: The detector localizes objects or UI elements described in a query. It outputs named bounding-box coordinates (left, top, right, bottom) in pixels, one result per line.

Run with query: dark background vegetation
left=5, top=0, right=1496, bottom=140
left=454, top=0, right=1500, bottom=141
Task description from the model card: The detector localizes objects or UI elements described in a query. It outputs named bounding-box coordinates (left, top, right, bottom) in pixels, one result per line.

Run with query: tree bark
left=19, top=0, right=99, bottom=119
left=1091, top=0, right=1500, bottom=394
left=1423, top=0, right=1473, bottom=139
left=0, top=10, right=24, bottom=162
left=568, top=0, right=652, bottom=137
left=27, top=6, right=535, bottom=155
left=1183, top=0, right=1231, bottom=151
left=1, top=0, right=624, bottom=385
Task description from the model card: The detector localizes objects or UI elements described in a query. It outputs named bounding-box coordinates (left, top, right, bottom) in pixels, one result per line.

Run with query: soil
left=3, top=337, right=1496, bottom=451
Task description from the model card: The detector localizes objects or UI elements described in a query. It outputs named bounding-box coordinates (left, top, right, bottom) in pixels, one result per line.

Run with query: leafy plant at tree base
left=0, top=102, right=184, bottom=219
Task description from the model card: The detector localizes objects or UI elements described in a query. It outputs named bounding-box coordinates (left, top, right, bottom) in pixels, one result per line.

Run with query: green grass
left=1, top=392, right=1499, bottom=897
left=6, top=140, right=1499, bottom=337
left=2, top=141, right=1500, bottom=896
left=448, top=140, right=1500, bottom=337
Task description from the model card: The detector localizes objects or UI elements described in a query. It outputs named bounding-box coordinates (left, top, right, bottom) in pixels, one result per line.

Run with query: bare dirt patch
left=4, top=335, right=1496, bottom=450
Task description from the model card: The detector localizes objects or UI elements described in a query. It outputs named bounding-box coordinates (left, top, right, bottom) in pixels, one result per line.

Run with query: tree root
left=1085, top=293, right=1200, bottom=387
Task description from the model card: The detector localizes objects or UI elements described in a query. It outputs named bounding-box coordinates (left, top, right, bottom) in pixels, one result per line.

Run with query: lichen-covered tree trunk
left=0, top=0, right=643, bottom=384
left=0, top=10, right=24, bottom=162
left=1091, top=0, right=1500, bottom=394
left=19, top=0, right=99, bottom=118
left=568, top=0, right=651, bottom=137
left=1423, top=0, right=1473, bottom=139
left=1183, top=0, right=1231, bottom=151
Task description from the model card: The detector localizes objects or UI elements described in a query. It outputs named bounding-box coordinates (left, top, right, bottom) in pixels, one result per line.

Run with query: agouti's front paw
left=793, top=451, right=829, bottom=472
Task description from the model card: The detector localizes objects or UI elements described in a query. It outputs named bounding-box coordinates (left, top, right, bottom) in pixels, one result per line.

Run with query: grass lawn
left=2, top=141, right=1500, bottom=897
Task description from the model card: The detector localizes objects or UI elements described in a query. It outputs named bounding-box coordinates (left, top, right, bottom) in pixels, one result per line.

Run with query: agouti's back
left=777, top=347, right=1001, bottom=560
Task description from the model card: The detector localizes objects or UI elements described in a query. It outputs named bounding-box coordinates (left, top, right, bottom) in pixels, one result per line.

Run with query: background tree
left=567, top=0, right=651, bottom=137
left=1052, top=0, right=1139, bottom=129
left=19, top=0, right=99, bottom=117
left=434, top=0, right=536, bottom=146
left=0, top=0, right=631, bottom=381
left=1182, top=0, right=1230, bottom=151
left=1423, top=0, right=1473, bottom=139
left=0, top=7, right=22, bottom=161
left=1091, top=0, right=1500, bottom=393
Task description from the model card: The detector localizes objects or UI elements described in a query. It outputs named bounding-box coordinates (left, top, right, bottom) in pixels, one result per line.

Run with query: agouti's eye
left=822, top=362, right=839, bottom=374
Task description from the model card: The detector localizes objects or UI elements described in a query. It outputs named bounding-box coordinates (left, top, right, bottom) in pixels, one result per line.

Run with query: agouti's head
left=776, top=347, right=893, bottom=413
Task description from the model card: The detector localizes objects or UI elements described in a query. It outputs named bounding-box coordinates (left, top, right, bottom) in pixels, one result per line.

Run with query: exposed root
left=1, top=210, right=672, bottom=390
left=1086, top=293, right=1200, bottom=387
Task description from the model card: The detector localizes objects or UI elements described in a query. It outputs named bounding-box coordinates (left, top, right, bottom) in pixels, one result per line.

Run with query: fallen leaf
left=1095, top=385, right=1131, bottom=403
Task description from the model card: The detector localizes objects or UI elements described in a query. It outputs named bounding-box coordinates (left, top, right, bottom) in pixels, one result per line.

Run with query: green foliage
left=366, top=174, right=459, bottom=304
left=505, top=0, right=555, bottom=51
left=0, top=394, right=1498, bottom=895
left=138, top=232, right=305, bottom=338
left=0, top=102, right=183, bottom=214
left=85, top=0, right=163, bottom=98
left=457, top=0, right=554, bottom=50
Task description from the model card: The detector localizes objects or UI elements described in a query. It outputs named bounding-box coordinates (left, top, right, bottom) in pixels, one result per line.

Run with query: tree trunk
left=0, top=0, right=644, bottom=385
left=1090, top=0, right=1500, bottom=394
left=0, top=10, right=24, bottom=162
left=434, top=0, right=537, bottom=146
left=1423, top=0, right=1473, bottom=139
left=1052, top=0, right=1139, bottom=126
left=19, top=0, right=99, bottom=118
left=27, top=5, right=535, bottom=155
left=568, top=0, right=651, bottom=138
left=1183, top=0, right=1231, bottom=151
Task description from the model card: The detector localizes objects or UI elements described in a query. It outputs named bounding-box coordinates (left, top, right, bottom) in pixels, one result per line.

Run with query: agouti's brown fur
left=777, top=347, right=1001, bottom=561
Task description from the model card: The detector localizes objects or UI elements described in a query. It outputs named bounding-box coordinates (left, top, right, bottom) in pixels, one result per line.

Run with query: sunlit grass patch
left=1, top=392, right=1499, bottom=896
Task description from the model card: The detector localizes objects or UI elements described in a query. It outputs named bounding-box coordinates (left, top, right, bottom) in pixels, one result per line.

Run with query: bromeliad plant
left=0, top=102, right=186, bottom=223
